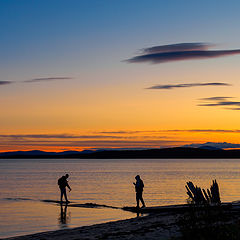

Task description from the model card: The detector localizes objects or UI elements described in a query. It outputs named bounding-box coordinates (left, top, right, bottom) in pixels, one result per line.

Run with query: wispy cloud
left=142, top=42, right=212, bottom=54
left=175, top=129, right=240, bottom=133
left=199, top=97, right=233, bottom=101
left=0, top=132, right=182, bottom=150
left=0, top=134, right=127, bottom=139
left=0, top=77, right=73, bottom=86
left=2, top=130, right=240, bottom=140
left=147, top=82, right=230, bottom=90
left=99, top=131, right=147, bottom=134
left=99, top=129, right=240, bottom=134
left=199, top=102, right=240, bottom=107
left=198, top=96, right=240, bottom=110
left=0, top=133, right=169, bottom=142
left=126, top=42, right=240, bottom=64
left=0, top=138, right=181, bottom=149
left=225, top=108, right=240, bottom=110
left=24, top=77, right=72, bottom=83
left=0, top=81, right=12, bottom=85
left=2, top=130, right=240, bottom=151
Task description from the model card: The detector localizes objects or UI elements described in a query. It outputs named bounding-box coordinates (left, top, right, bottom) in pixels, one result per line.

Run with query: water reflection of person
left=133, top=175, right=146, bottom=209
left=58, top=203, right=70, bottom=228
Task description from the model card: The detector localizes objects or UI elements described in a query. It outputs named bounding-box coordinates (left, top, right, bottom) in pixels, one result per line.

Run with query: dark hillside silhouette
left=2, top=147, right=240, bottom=159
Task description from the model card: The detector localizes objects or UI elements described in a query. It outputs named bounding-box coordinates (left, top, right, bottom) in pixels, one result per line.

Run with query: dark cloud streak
left=0, top=134, right=125, bottom=139
left=24, top=77, right=72, bottom=83
left=127, top=50, right=240, bottom=64
left=142, top=42, right=212, bottom=54
left=99, top=129, right=240, bottom=134
left=0, top=77, right=73, bottom=85
left=0, top=139, right=181, bottom=148
left=198, top=96, right=240, bottom=110
left=0, top=81, right=12, bottom=85
left=199, top=97, right=233, bottom=101
left=126, top=42, right=240, bottom=64
left=147, top=82, right=230, bottom=90
left=225, top=108, right=240, bottom=110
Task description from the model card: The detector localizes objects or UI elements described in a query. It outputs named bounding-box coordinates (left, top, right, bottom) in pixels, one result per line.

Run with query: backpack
left=58, top=177, right=63, bottom=186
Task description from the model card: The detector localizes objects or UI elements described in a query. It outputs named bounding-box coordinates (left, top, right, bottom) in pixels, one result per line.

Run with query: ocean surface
left=1, top=158, right=240, bottom=238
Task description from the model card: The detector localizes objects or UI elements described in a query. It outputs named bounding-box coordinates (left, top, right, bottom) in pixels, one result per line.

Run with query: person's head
left=65, top=174, right=69, bottom=178
left=135, top=175, right=140, bottom=180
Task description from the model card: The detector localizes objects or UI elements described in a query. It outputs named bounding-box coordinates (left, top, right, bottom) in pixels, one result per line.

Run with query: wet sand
left=3, top=203, right=196, bottom=240
left=5, top=202, right=240, bottom=240
left=5, top=211, right=181, bottom=240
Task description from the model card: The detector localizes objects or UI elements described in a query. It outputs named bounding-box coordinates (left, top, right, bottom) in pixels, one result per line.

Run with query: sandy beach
left=5, top=210, right=181, bottom=240
left=5, top=202, right=240, bottom=240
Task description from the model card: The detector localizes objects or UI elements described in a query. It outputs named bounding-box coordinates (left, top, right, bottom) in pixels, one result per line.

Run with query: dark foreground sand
left=6, top=213, right=180, bottom=240
left=5, top=203, right=184, bottom=240
left=5, top=203, right=240, bottom=240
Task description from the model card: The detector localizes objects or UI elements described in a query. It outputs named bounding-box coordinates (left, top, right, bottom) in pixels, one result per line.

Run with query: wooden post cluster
left=186, top=180, right=221, bottom=205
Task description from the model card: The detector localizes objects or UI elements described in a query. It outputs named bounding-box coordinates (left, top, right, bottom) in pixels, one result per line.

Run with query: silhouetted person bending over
left=133, top=175, right=146, bottom=208
left=58, top=174, right=72, bottom=203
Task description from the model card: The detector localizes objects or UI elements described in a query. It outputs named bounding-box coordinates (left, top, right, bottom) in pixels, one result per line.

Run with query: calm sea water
left=1, top=158, right=240, bottom=238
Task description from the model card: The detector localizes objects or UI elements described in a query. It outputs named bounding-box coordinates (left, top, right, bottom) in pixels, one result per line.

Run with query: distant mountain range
left=1, top=147, right=240, bottom=158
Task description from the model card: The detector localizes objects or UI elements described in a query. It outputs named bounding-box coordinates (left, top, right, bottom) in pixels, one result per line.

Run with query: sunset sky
left=1, top=1, right=240, bottom=152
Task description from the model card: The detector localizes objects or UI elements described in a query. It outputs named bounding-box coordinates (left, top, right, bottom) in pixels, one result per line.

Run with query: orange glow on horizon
left=1, top=128, right=240, bottom=152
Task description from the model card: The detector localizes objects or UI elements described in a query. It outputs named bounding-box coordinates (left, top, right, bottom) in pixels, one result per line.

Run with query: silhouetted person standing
left=133, top=175, right=145, bottom=208
left=58, top=174, right=71, bottom=203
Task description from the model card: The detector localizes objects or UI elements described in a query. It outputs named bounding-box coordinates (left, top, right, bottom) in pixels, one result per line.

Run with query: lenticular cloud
left=126, top=42, right=240, bottom=64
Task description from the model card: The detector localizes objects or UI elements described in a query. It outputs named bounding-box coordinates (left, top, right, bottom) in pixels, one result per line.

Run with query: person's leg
left=60, top=188, right=64, bottom=202
left=139, top=193, right=145, bottom=207
left=136, top=193, right=140, bottom=208
left=63, top=188, right=69, bottom=202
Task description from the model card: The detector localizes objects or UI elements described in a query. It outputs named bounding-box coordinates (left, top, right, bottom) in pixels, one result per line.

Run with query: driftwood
left=186, top=180, right=221, bottom=205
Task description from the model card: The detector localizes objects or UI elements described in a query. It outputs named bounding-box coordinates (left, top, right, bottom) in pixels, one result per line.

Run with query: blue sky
left=1, top=1, right=240, bottom=151
left=1, top=0, right=240, bottom=80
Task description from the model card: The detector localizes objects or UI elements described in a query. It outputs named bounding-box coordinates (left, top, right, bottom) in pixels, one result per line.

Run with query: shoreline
left=5, top=202, right=240, bottom=240
left=5, top=211, right=180, bottom=240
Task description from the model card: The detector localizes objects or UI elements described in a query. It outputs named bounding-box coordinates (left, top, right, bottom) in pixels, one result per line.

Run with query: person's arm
left=66, top=182, right=72, bottom=191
